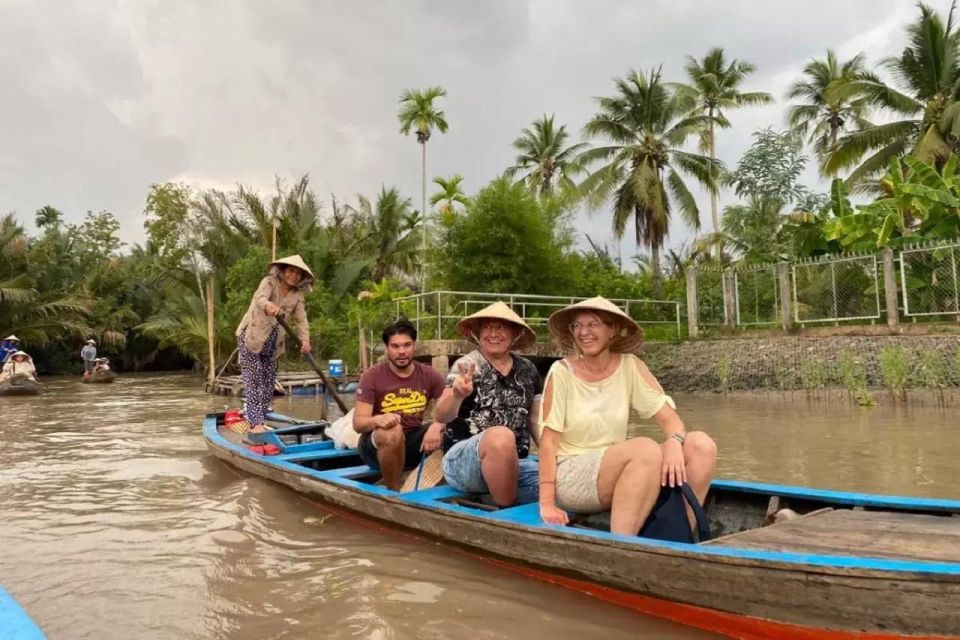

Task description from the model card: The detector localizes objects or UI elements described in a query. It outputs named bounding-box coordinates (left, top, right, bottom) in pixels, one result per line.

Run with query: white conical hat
left=548, top=296, right=644, bottom=353
left=4, top=335, right=20, bottom=342
left=269, top=254, right=315, bottom=284
left=456, top=301, right=537, bottom=350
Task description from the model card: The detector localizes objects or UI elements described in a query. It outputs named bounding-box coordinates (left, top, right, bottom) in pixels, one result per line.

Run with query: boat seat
left=487, top=502, right=542, bottom=525
left=274, top=448, right=359, bottom=464
left=403, top=485, right=466, bottom=503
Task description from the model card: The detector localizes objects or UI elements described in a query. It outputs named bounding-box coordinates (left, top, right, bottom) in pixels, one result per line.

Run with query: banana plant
left=824, top=156, right=960, bottom=250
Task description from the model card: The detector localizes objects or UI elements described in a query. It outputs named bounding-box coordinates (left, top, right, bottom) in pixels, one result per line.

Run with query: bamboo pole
left=206, top=278, right=216, bottom=389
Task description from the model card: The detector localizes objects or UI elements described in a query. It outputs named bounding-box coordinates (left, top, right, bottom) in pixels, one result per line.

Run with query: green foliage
left=729, top=129, right=811, bottom=205
left=580, top=68, right=720, bottom=294
left=505, top=114, right=587, bottom=195
left=436, top=178, right=575, bottom=295
left=799, top=358, right=827, bottom=392
left=878, top=346, right=910, bottom=400
left=839, top=349, right=874, bottom=406
left=716, top=353, right=730, bottom=392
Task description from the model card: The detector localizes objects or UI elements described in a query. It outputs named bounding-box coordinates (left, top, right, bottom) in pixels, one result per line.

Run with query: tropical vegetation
left=5, top=2, right=960, bottom=374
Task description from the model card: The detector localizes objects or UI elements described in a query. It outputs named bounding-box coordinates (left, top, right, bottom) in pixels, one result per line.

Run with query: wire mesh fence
left=734, top=264, right=779, bottom=326
left=900, top=242, right=960, bottom=319
left=696, top=267, right=726, bottom=327
left=792, top=254, right=880, bottom=324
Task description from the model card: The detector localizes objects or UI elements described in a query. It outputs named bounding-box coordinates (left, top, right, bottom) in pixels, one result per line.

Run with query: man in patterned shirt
left=435, top=302, right=542, bottom=506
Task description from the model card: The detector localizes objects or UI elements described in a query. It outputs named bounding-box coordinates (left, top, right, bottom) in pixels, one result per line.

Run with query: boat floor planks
left=716, top=508, right=960, bottom=564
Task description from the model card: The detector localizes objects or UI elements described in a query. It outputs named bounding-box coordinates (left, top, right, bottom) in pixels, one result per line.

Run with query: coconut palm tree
left=825, top=2, right=960, bottom=188
left=430, top=174, right=469, bottom=218
left=679, top=48, right=772, bottom=233
left=786, top=50, right=873, bottom=167
left=505, top=114, right=588, bottom=195
left=579, top=68, right=720, bottom=295
left=356, top=187, right=421, bottom=282
left=397, top=86, right=449, bottom=287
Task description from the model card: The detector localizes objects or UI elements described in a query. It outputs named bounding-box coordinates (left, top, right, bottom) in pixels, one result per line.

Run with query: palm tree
left=355, top=187, right=421, bottom=282
left=505, top=114, right=588, bottom=195
left=397, top=86, right=449, bottom=287
left=579, top=68, right=720, bottom=295
left=430, top=174, right=469, bottom=218
left=786, top=50, right=872, bottom=167
left=679, top=48, right=772, bottom=233
left=825, top=2, right=960, bottom=188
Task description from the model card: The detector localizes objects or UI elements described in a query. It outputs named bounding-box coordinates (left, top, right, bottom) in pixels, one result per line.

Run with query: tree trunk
left=206, top=278, right=216, bottom=389
left=709, top=114, right=720, bottom=234
left=651, top=244, right=662, bottom=298
left=421, top=141, right=427, bottom=291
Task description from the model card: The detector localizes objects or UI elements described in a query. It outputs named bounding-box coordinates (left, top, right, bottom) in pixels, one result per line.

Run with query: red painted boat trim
left=304, top=497, right=953, bottom=640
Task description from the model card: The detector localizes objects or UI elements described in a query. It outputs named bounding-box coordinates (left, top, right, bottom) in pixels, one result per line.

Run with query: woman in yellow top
left=538, top=297, right=716, bottom=535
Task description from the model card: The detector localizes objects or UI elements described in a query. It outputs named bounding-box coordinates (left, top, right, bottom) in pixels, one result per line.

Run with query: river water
left=1, top=374, right=957, bottom=639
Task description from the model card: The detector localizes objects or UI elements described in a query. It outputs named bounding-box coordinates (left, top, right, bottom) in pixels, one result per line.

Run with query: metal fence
left=900, top=242, right=960, bottom=319
left=696, top=267, right=726, bottom=327
left=393, top=291, right=683, bottom=342
left=792, top=253, right=880, bottom=324
left=734, top=264, right=779, bottom=326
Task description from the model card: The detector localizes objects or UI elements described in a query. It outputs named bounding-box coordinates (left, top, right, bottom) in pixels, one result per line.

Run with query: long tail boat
left=203, top=410, right=960, bottom=640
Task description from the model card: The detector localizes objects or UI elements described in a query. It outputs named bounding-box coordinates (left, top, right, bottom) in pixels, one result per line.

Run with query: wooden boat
left=0, top=583, right=46, bottom=639
left=0, top=374, right=42, bottom=396
left=203, top=411, right=960, bottom=639
left=82, top=370, right=116, bottom=384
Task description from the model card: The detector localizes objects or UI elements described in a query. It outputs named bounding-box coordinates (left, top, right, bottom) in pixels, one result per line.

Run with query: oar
left=274, top=314, right=349, bottom=414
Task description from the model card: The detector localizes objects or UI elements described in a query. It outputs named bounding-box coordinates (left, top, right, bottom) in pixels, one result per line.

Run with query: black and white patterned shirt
left=442, top=350, right=543, bottom=458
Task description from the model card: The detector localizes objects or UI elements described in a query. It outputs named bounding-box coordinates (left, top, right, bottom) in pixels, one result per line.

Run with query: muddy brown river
left=1, top=374, right=957, bottom=639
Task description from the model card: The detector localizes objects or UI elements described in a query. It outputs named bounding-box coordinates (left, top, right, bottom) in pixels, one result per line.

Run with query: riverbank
left=644, top=335, right=960, bottom=399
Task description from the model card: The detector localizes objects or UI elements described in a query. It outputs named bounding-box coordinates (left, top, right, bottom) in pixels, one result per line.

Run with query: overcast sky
left=1, top=0, right=953, bottom=260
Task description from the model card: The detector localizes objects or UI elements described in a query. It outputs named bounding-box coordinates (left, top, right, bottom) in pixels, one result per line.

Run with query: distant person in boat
left=80, top=339, right=97, bottom=376
left=235, top=254, right=315, bottom=438
left=538, top=297, right=717, bottom=536
left=0, top=351, right=37, bottom=383
left=353, top=319, right=446, bottom=490
left=435, top=302, right=542, bottom=507
left=92, top=357, right=111, bottom=373
left=1, top=335, right=22, bottom=363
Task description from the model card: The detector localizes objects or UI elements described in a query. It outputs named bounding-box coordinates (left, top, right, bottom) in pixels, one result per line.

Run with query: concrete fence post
left=882, top=247, right=900, bottom=328
left=685, top=267, right=699, bottom=339
left=778, top=262, right=793, bottom=331
left=723, top=268, right=737, bottom=329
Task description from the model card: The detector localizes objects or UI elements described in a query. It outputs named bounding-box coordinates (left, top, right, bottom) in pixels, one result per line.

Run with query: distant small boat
left=0, top=374, right=42, bottom=396
left=82, top=370, right=116, bottom=384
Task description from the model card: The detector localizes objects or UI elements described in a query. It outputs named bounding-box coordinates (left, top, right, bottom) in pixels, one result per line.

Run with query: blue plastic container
left=328, top=359, right=345, bottom=377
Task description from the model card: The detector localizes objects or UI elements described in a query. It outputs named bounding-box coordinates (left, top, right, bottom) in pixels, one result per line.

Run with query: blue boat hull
left=204, top=411, right=960, bottom=639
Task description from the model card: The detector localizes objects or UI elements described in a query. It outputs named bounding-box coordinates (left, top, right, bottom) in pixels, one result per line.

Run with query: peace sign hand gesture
left=452, top=362, right=475, bottom=399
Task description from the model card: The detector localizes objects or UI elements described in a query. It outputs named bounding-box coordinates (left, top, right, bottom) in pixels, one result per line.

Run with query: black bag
left=637, top=484, right=712, bottom=543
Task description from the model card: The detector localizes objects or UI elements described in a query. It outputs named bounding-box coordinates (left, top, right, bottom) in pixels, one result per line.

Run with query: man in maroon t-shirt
left=353, top=319, right=445, bottom=490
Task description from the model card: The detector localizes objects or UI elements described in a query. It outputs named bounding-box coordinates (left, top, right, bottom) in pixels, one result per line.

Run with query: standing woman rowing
left=235, top=254, right=314, bottom=437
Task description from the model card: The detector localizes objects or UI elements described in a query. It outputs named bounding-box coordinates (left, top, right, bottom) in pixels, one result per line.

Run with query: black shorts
left=358, top=424, right=430, bottom=471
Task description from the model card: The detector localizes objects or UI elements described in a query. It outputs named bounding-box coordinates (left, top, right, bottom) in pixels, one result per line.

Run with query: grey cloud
left=1, top=0, right=955, bottom=257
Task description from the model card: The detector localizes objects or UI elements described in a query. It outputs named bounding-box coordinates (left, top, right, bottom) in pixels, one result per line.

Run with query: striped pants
left=238, top=328, right=278, bottom=427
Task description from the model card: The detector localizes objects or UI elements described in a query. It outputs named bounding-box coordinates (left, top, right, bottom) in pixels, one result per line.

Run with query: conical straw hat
left=10, top=351, right=30, bottom=359
left=4, top=335, right=20, bottom=342
left=548, top=296, right=644, bottom=353
left=269, top=254, right=315, bottom=285
left=456, top=301, right=537, bottom=350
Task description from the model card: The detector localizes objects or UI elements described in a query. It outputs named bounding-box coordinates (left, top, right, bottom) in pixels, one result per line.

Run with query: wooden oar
left=274, top=314, right=349, bottom=414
